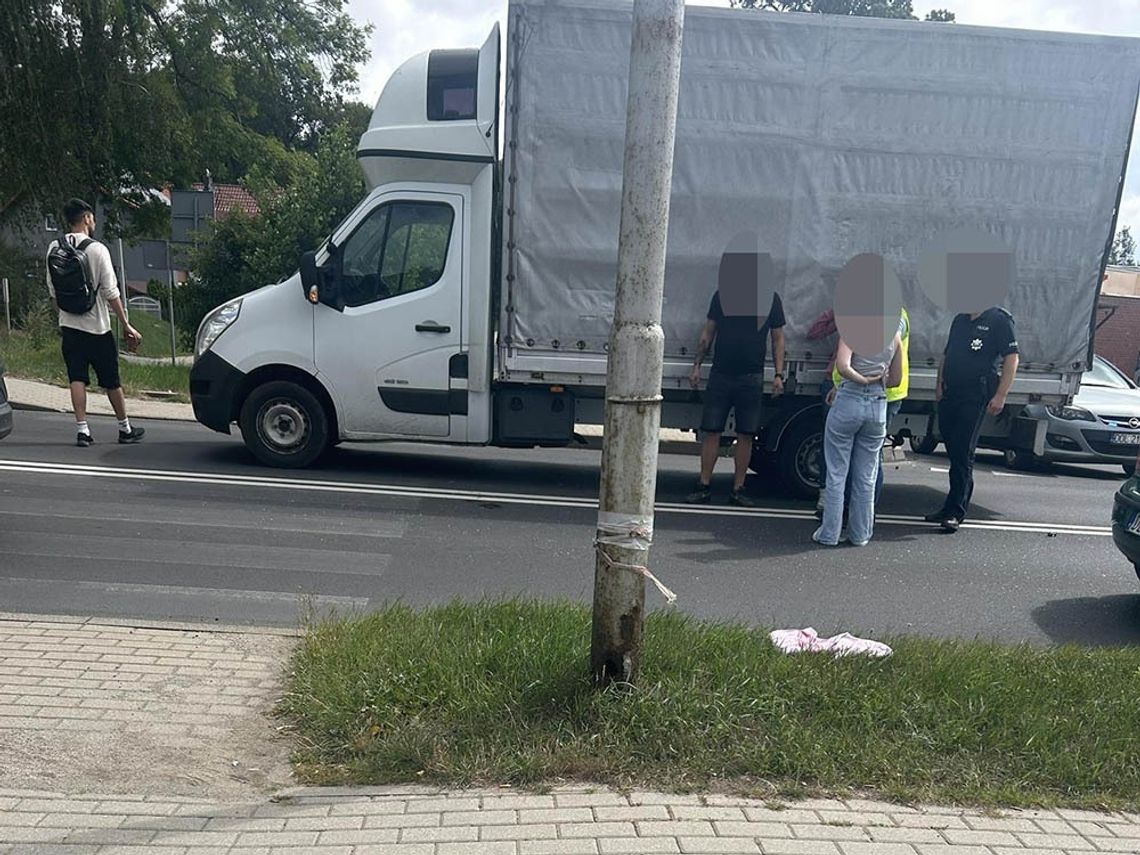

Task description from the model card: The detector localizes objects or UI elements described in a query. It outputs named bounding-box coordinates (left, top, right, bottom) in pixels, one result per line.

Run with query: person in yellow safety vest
left=824, top=306, right=909, bottom=509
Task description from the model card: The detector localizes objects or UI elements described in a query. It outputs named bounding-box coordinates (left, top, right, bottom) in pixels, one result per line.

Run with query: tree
left=177, top=122, right=365, bottom=341
left=925, top=9, right=956, bottom=21
left=729, top=0, right=954, bottom=21
left=0, top=0, right=370, bottom=236
left=1109, top=226, right=1137, bottom=266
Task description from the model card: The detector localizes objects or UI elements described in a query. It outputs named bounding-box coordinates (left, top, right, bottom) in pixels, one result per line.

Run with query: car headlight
left=1047, top=404, right=1096, bottom=422
left=195, top=299, right=242, bottom=358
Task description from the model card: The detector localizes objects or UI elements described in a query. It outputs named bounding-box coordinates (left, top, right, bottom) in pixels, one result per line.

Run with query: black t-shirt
left=707, top=291, right=786, bottom=376
left=942, top=307, right=1019, bottom=401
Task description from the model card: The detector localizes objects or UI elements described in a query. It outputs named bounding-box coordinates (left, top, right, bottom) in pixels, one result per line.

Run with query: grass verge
left=0, top=328, right=190, bottom=400
left=283, top=601, right=1140, bottom=810
left=126, top=311, right=192, bottom=360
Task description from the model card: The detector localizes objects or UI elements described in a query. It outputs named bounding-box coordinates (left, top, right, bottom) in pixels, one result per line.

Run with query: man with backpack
left=46, top=198, right=145, bottom=446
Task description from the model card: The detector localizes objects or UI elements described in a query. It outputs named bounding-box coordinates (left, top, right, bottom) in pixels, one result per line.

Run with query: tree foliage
left=1109, top=226, right=1137, bottom=267
left=729, top=0, right=954, bottom=21
left=177, top=123, right=365, bottom=340
left=0, top=0, right=371, bottom=235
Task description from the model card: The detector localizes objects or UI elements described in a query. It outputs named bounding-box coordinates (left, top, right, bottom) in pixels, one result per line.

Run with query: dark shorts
left=61, top=327, right=121, bottom=390
left=700, top=371, right=763, bottom=436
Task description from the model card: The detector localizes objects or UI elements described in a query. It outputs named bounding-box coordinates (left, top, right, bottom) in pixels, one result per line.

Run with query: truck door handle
left=415, top=322, right=451, bottom=333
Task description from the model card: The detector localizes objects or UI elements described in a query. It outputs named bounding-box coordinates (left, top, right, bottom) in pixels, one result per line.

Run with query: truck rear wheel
left=777, top=418, right=823, bottom=499
left=239, top=380, right=330, bottom=468
left=1003, top=446, right=1041, bottom=471
left=909, top=432, right=938, bottom=455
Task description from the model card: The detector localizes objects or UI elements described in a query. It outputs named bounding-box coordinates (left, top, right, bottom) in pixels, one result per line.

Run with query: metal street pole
left=165, top=241, right=177, bottom=366
left=116, top=237, right=126, bottom=343
left=590, top=0, right=685, bottom=688
left=2, top=278, right=9, bottom=334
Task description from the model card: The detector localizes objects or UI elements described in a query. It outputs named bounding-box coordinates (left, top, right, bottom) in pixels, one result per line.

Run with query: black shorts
left=61, top=327, right=121, bottom=390
left=700, top=371, right=763, bottom=436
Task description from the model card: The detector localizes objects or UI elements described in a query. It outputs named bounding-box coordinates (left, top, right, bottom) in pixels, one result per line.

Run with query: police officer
left=925, top=306, right=1020, bottom=532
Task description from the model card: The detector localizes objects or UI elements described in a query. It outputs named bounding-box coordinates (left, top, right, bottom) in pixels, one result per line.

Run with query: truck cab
left=190, top=27, right=502, bottom=467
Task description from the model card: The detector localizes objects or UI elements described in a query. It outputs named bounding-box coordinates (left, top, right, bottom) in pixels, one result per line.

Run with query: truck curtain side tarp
left=501, top=0, right=1140, bottom=373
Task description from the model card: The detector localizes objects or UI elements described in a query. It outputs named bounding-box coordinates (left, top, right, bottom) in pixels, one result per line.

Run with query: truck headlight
left=1047, top=404, right=1096, bottom=422
left=195, top=299, right=242, bottom=358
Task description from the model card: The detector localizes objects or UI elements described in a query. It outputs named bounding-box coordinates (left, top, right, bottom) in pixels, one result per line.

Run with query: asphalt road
left=0, top=411, right=1136, bottom=646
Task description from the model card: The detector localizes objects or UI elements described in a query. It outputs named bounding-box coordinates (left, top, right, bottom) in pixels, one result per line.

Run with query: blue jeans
left=818, top=383, right=887, bottom=545
left=820, top=384, right=900, bottom=508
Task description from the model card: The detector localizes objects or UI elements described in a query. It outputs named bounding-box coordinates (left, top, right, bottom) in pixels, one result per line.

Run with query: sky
left=344, top=0, right=1140, bottom=230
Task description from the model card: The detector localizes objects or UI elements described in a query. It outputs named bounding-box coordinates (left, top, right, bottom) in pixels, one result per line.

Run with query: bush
left=22, top=298, right=57, bottom=350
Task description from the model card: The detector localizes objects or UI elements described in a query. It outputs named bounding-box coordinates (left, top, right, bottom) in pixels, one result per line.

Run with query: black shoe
left=118, top=426, right=146, bottom=444
left=685, top=484, right=712, bottom=504
left=729, top=488, right=757, bottom=508
left=76, top=432, right=94, bottom=447
left=924, top=509, right=951, bottom=523
left=940, top=517, right=961, bottom=533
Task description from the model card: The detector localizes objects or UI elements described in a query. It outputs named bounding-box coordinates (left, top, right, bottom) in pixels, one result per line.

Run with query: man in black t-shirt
left=925, top=306, right=1020, bottom=532
left=686, top=289, right=786, bottom=506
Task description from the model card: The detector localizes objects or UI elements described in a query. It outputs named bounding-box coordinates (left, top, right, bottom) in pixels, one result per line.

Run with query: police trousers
left=937, top=396, right=987, bottom=520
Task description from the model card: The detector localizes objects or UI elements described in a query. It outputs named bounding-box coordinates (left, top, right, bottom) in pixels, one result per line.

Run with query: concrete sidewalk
left=5, top=378, right=194, bottom=422
left=1, top=615, right=1135, bottom=855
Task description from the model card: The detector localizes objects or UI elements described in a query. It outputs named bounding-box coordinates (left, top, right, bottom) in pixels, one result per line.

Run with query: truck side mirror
left=300, top=250, right=321, bottom=304
left=300, top=247, right=343, bottom=311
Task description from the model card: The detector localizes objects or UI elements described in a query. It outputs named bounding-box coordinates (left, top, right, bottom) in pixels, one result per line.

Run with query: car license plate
left=1129, top=512, right=1140, bottom=535
left=1109, top=432, right=1140, bottom=446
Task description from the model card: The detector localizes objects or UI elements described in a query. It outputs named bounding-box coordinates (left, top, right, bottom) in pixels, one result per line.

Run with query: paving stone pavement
left=2, top=616, right=1135, bottom=855
left=1, top=786, right=1138, bottom=855
left=0, top=616, right=296, bottom=802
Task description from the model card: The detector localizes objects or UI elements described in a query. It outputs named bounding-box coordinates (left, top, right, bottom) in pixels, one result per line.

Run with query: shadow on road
left=1031, top=594, right=1140, bottom=646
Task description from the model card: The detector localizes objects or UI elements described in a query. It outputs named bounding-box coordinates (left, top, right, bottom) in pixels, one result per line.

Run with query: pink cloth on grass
left=769, top=627, right=892, bottom=658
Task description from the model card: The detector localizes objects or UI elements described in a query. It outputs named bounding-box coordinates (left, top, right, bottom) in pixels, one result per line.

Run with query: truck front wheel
left=776, top=418, right=823, bottom=499
left=239, top=380, right=330, bottom=468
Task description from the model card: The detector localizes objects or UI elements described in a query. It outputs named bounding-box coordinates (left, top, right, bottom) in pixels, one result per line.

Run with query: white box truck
left=190, top=0, right=1140, bottom=495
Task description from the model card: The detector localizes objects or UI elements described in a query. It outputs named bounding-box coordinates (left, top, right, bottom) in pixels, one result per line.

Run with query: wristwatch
left=774, top=372, right=785, bottom=380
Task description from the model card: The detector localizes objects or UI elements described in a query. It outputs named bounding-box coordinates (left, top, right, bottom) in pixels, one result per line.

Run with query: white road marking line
left=993, top=470, right=1029, bottom=478
left=0, top=506, right=408, bottom=539
left=0, top=459, right=1112, bottom=537
left=930, top=466, right=950, bottom=473
left=0, top=576, right=369, bottom=607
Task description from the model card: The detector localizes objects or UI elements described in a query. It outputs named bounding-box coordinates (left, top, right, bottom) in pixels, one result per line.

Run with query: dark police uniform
left=936, top=307, right=1019, bottom=522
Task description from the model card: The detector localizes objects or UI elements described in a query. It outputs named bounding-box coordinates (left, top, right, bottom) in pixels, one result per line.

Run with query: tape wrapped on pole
left=594, top=512, right=677, bottom=604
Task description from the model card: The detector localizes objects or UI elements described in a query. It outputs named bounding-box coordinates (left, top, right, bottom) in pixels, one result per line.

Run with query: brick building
left=1096, top=265, right=1140, bottom=383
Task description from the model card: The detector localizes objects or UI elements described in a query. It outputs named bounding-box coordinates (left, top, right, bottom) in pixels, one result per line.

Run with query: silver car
left=1005, top=355, right=1140, bottom=475
left=0, top=359, right=11, bottom=441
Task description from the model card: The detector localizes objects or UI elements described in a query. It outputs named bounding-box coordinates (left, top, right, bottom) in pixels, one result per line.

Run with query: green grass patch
left=0, top=328, right=190, bottom=401
left=126, top=311, right=192, bottom=360
left=283, top=601, right=1140, bottom=810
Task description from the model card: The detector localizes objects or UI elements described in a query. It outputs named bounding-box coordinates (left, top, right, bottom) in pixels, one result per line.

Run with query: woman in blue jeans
left=814, top=332, right=902, bottom=547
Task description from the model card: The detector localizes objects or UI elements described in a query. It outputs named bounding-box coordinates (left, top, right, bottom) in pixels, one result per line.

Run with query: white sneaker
left=812, top=527, right=839, bottom=547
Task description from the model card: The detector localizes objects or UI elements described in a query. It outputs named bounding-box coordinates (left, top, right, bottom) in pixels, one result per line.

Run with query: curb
left=9, top=399, right=197, bottom=422
left=7, top=400, right=61, bottom=414
left=0, top=611, right=303, bottom=638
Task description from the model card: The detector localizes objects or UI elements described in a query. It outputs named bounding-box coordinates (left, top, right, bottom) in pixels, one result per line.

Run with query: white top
left=46, top=232, right=120, bottom=336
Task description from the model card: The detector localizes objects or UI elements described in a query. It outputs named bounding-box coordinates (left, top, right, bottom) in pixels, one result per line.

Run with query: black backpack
left=48, top=236, right=98, bottom=314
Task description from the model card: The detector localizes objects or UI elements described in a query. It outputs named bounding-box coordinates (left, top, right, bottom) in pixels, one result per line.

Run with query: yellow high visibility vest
left=832, top=306, right=910, bottom=402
